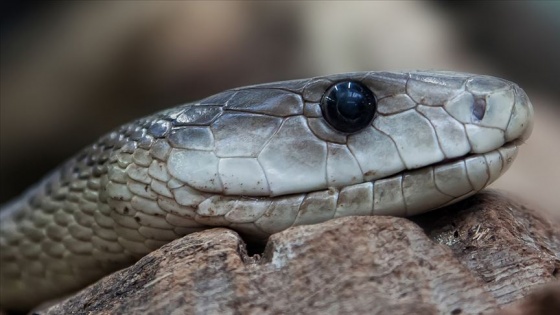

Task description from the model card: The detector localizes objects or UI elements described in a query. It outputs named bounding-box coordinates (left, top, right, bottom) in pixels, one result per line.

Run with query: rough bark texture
left=35, top=190, right=560, bottom=315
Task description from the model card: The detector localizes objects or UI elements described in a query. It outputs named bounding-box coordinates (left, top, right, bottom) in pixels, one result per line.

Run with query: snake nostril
left=472, top=96, right=486, bottom=121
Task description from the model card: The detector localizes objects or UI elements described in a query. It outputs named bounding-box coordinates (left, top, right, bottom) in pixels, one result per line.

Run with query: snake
left=0, top=71, right=534, bottom=311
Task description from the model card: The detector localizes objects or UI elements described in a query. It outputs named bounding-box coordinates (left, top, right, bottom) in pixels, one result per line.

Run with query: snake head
left=150, top=71, right=536, bottom=201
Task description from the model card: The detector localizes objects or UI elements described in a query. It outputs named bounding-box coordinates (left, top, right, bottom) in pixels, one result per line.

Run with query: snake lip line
left=399, top=142, right=518, bottom=177
left=168, top=145, right=516, bottom=211
left=427, top=141, right=519, bottom=170
left=227, top=143, right=518, bottom=204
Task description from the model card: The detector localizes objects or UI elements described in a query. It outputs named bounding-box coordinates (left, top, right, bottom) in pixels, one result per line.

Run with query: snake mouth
left=356, top=141, right=520, bottom=217
left=229, top=142, right=522, bottom=239
left=428, top=140, right=521, bottom=170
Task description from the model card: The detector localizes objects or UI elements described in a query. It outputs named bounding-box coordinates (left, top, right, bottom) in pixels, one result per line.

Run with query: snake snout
left=443, top=75, right=534, bottom=154
left=506, top=84, right=534, bottom=143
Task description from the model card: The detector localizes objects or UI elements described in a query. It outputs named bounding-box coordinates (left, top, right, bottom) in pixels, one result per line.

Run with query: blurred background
left=1, top=2, right=558, bottom=216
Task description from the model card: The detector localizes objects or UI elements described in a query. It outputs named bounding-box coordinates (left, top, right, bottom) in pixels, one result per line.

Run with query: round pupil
left=336, top=87, right=367, bottom=120
left=320, top=81, right=376, bottom=133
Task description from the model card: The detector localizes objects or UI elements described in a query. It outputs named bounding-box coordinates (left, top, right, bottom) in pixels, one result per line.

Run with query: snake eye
left=320, top=81, right=377, bottom=133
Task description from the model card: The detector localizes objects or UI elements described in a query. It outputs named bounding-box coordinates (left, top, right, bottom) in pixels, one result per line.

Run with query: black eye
left=320, top=81, right=377, bottom=133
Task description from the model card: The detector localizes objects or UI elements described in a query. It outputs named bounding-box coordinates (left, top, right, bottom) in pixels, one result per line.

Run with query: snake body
left=0, top=71, right=533, bottom=311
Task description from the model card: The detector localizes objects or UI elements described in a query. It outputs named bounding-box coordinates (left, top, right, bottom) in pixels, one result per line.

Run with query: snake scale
left=0, top=71, right=534, bottom=311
